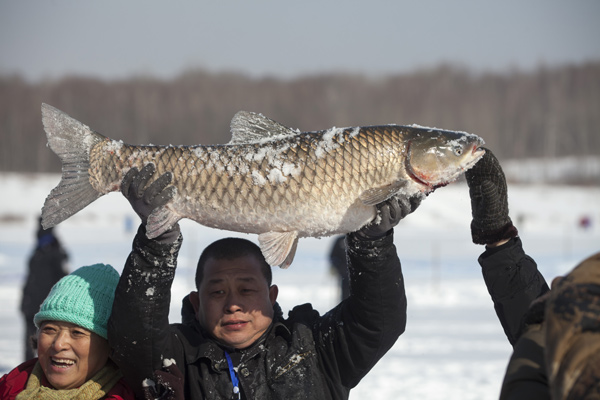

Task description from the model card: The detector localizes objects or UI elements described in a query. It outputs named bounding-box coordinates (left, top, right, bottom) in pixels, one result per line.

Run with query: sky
left=1, top=1, right=599, bottom=82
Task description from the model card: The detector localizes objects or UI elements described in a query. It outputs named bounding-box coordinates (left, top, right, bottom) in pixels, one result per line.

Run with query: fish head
left=405, top=127, right=485, bottom=190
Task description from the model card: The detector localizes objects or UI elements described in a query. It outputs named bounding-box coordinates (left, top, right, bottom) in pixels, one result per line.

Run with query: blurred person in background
left=329, top=235, right=350, bottom=301
left=20, top=216, right=69, bottom=361
left=1, top=263, right=135, bottom=399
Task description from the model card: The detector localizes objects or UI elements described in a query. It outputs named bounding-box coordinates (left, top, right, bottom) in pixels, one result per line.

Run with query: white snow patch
left=267, top=168, right=287, bottom=184
left=252, top=170, right=267, bottom=186
left=142, top=378, right=155, bottom=388
left=103, top=139, right=125, bottom=152
left=192, top=147, right=207, bottom=159
left=163, top=358, right=176, bottom=367
left=281, top=162, right=301, bottom=177
left=409, top=124, right=478, bottom=139
left=315, top=127, right=345, bottom=158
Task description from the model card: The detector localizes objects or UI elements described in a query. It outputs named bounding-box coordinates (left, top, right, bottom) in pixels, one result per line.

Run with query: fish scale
left=112, top=129, right=375, bottom=230
left=41, top=104, right=485, bottom=268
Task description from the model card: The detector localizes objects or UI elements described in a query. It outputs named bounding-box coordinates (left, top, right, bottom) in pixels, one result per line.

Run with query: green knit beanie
left=34, top=263, right=119, bottom=339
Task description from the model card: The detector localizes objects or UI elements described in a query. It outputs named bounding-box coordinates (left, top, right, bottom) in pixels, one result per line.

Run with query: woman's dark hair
left=196, top=238, right=272, bottom=289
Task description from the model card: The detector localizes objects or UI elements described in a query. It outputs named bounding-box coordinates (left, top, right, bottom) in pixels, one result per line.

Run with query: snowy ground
left=1, top=172, right=599, bottom=399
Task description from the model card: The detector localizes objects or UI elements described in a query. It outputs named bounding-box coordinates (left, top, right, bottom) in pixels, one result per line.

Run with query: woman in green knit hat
left=0, top=263, right=135, bottom=400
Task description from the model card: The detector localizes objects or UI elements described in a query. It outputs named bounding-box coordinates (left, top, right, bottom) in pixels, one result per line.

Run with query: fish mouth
left=465, top=145, right=486, bottom=168
left=472, top=145, right=485, bottom=156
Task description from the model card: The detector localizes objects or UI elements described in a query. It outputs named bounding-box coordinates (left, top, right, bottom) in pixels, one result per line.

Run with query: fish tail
left=40, top=103, right=105, bottom=229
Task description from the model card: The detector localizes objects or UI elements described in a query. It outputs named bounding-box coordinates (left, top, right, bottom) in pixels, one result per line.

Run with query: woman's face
left=37, top=321, right=110, bottom=390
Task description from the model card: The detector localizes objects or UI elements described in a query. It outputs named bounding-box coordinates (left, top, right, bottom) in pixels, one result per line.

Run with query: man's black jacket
left=108, top=226, right=407, bottom=399
left=478, top=237, right=551, bottom=399
left=478, top=237, right=549, bottom=346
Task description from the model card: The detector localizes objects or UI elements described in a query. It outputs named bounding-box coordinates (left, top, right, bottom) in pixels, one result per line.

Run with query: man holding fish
left=108, top=163, right=421, bottom=399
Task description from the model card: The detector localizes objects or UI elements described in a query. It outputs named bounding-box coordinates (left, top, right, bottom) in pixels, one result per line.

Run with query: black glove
left=121, top=163, right=176, bottom=225
left=354, top=194, right=423, bottom=241
left=142, top=361, right=184, bottom=400
left=465, top=148, right=518, bottom=245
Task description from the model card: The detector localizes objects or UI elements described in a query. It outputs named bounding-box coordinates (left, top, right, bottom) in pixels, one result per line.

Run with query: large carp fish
left=40, top=103, right=485, bottom=268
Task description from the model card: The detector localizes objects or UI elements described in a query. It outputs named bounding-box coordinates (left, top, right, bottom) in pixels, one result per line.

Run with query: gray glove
left=121, top=163, right=176, bottom=225
left=354, top=195, right=423, bottom=241
left=465, top=148, right=518, bottom=245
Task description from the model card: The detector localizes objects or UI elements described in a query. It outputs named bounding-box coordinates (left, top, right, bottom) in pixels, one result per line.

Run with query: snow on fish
left=40, top=103, right=485, bottom=268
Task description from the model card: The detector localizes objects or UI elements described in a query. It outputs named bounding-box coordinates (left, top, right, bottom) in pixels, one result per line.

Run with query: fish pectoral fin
left=229, top=111, right=299, bottom=144
left=258, top=231, right=299, bottom=269
left=146, top=205, right=182, bottom=239
left=358, top=181, right=408, bottom=206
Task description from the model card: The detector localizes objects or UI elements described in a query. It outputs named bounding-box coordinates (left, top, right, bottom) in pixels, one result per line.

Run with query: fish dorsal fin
left=229, top=111, right=299, bottom=144
left=258, top=231, right=299, bottom=269
left=358, top=181, right=408, bottom=206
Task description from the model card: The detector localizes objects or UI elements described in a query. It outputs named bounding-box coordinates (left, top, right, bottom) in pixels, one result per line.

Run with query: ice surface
left=1, top=171, right=599, bottom=399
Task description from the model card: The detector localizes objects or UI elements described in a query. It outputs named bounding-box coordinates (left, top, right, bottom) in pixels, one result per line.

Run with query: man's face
left=192, top=255, right=278, bottom=349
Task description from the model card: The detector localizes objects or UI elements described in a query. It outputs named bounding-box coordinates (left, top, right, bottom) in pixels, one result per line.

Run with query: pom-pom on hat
left=34, top=263, right=119, bottom=339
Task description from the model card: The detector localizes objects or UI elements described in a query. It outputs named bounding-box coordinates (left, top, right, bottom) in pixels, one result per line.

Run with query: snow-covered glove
left=354, top=195, right=423, bottom=241
left=142, top=360, right=184, bottom=400
left=465, top=148, right=518, bottom=245
left=121, top=163, right=180, bottom=242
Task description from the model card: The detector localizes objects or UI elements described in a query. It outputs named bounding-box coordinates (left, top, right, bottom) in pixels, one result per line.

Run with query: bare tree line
left=1, top=62, right=599, bottom=173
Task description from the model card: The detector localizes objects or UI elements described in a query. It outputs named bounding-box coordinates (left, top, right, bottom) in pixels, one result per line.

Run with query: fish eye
left=453, top=146, right=463, bottom=156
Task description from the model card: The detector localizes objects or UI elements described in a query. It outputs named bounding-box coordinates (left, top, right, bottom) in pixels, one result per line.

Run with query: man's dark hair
left=196, top=238, right=273, bottom=289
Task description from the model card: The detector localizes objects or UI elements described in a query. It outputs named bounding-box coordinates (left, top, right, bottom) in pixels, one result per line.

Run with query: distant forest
left=1, top=62, right=599, bottom=172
